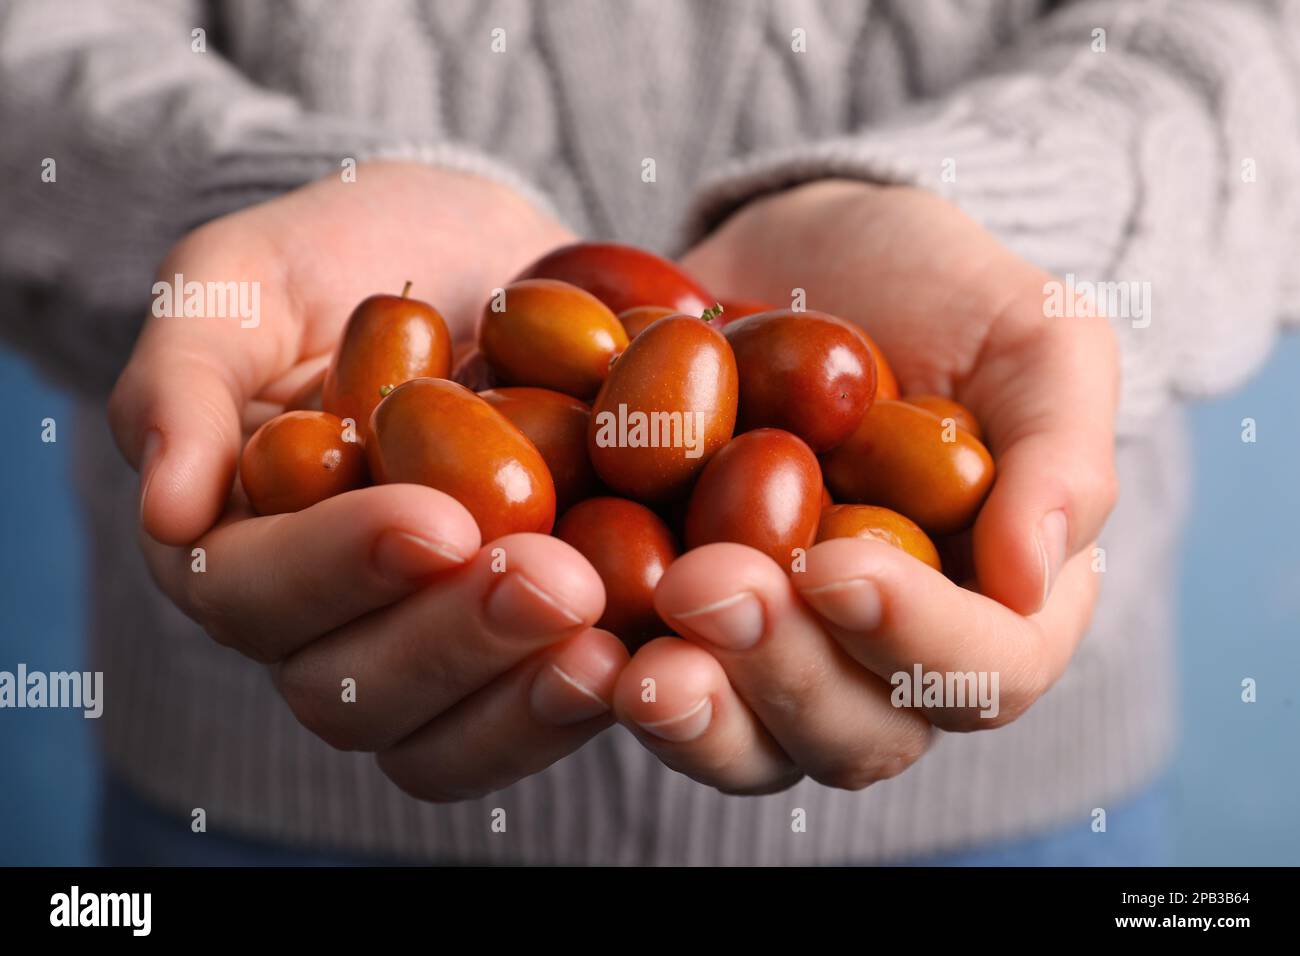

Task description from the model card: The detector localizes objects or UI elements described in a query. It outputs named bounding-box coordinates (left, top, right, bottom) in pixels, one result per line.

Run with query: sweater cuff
left=679, top=76, right=1193, bottom=438
left=685, top=93, right=1130, bottom=290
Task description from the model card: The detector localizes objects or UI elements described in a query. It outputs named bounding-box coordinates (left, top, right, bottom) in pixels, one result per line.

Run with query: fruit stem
left=401, top=280, right=413, bottom=299
left=379, top=384, right=395, bottom=398
left=701, top=302, right=724, bottom=323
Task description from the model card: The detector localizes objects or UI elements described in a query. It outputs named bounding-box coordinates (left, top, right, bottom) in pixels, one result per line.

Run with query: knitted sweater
left=1, top=0, right=1297, bottom=864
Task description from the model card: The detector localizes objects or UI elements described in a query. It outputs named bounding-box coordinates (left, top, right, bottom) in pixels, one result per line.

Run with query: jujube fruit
left=369, top=378, right=556, bottom=540
left=322, top=283, right=452, bottom=443
left=588, top=314, right=738, bottom=502
left=714, top=304, right=899, bottom=401
left=851, top=326, right=899, bottom=400
left=516, top=241, right=712, bottom=316
left=904, top=394, right=983, bottom=441
left=617, top=305, right=676, bottom=340
left=816, top=504, right=942, bottom=572
left=821, top=399, right=994, bottom=535
left=684, top=428, right=822, bottom=569
left=723, top=309, right=877, bottom=452
left=240, top=411, right=366, bottom=515
left=480, top=279, right=627, bottom=399
left=480, top=387, right=597, bottom=513
left=555, top=497, right=678, bottom=649
left=450, top=347, right=497, bottom=391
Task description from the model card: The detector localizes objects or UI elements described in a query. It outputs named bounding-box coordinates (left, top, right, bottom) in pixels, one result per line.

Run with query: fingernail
left=798, top=578, right=883, bottom=631
left=670, top=591, right=764, bottom=650
left=487, top=571, right=584, bottom=634
left=529, top=663, right=610, bottom=726
left=1038, top=509, right=1069, bottom=609
left=373, top=529, right=472, bottom=583
left=138, top=429, right=163, bottom=522
left=636, top=697, right=713, bottom=743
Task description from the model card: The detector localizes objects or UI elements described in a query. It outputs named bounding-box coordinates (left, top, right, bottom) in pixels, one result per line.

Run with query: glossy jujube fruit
left=904, top=394, right=983, bottom=441
left=450, top=346, right=497, bottom=392
left=816, top=504, right=942, bottom=572
left=617, top=305, right=676, bottom=340
left=850, top=326, right=899, bottom=400
left=240, top=411, right=366, bottom=515
left=555, top=497, right=678, bottom=650
left=322, top=284, right=452, bottom=442
left=369, top=378, right=556, bottom=540
left=588, top=314, right=738, bottom=502
left=480, top=279, right=627, bottom=399
left=516, top=241, right=713, bottom=316
left=714, top=304, right=898, bottom=401
left=821, top=399, right=994, bottom=535
left=480, top=387, right=597, bottom=513
left=685, top=429, right=822, bottom=569
left=723, top=309, right=876, bottom=452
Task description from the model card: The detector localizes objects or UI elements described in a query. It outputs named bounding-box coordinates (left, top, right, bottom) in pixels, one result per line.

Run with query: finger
left=793, top=537, right=1101, bottom=731
left=108, top=230, right=299, bottom=545
left=273, top=533, right=606, bottom=751
left=264, top=354, right=330, bottom=406
left=613, top=637, right=799, bottom=795
left=654, top=544, right=932, bottom=789
left=242, top=399, right=284, bottom=434
left=962, top=296, right=1119, bottom=614
left=243, top=356, right=331, bottom=433
left=376, top=628, right=627, bottom=801
left=144, top=483, right=481, bottom=661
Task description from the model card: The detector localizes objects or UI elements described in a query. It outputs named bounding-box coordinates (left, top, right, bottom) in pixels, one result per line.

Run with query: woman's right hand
left=108, top=162, right=628, bottom=801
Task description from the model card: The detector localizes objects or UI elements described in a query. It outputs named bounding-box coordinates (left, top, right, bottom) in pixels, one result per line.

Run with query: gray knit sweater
left=2, top=0, right=1298, bottom=864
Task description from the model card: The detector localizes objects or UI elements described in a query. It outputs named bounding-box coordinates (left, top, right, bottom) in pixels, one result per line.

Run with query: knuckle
left=178, top=576, right=257, bottom=658
left=753, top=661, right=828, bottom=723
left=176, top=569, right=222, bottom=633
left=274, top=663, right=367, bottom=752
left=1101, top=467, right=1120, bottom=513
left=1082, top=459, right=1120, bottom=516
left=199, top=607, right=275, bottom=664
left=141, top=535, right=258, bottom=662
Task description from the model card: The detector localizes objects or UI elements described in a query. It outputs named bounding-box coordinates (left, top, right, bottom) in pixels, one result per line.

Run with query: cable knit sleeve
left=0, top=0, right=556, bottom=395
left=687, top=0, right=1300, bottom=435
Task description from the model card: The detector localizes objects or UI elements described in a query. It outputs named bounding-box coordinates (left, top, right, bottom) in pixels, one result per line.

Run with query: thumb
left=108, top=242, right=297, bottom=545
left=965, top=299, right=1120, bottom=616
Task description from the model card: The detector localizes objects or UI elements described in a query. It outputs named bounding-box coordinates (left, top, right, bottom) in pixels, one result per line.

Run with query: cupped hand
left=610, top=180, right=1118, bottom=794
left=108, top=162, right=630, bottom=801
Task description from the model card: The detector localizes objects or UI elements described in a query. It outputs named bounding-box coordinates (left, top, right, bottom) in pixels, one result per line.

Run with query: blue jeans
left=99, top=773, right=1171, bottom=866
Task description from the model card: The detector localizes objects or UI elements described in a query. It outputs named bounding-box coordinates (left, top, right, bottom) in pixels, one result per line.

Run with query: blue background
left=1, top=337, right=1297, bottom=866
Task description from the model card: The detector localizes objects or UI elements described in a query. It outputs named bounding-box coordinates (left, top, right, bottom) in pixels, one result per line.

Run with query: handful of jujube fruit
left=240, top=242, right=995, bottom=649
